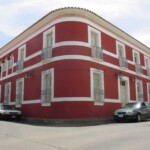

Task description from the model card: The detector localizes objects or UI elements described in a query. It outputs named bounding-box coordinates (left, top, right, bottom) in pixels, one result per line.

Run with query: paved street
left=0, top=120, right=150, bottom=150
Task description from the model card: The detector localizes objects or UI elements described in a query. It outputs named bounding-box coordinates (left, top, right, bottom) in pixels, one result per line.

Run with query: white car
left=0, top=104, right=22, bottom=120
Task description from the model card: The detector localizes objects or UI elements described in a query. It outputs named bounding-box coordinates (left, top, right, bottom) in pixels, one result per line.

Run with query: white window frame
left=41, top=68, right=54, bottom=106
left=16, top=78, right=24, bottom=107
left=88, top=26, right=101, bottom=48
left=8, top=55, right=14, bottom=69
left=118, top=76, right=130, bottom=104
left=135, top=79, right=143, bottom=102
left=4, top=82, right=11, bottom=104
left=43, top=26, right=55, bottom=49
left=18, top=44, right=26, bottom=61
left=3, top=58, right=8, bottom=71
left=144, top=56, right=150, bottom=69
left=0, top=63, right=3, bottom=78
left=90, top=68, right=104, bottom=105
left=116, top=41, right=126, bottom=58
left=147, top=83, right=150, bottom=102
left=133, top=50, right=140, bottom=64
left=0, top=85, right=1, bottom=103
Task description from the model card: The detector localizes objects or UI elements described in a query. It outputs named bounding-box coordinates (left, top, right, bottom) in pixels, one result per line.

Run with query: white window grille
left=4, top=82, right=11, bottom=104
left=92, top=70, right=104, bottom=104
left=136, top=80, right=143, bottom=102
left=91, top=46, right=103, bottom=60
left=17, top=45, right=26, bottom=71
left=16, top=78, right=24, bottom=106
left=41, top=47, right=52, bottom=61
left=41, top=69, right=53, bottom=105
left=119, top=57, right=128, bottom=68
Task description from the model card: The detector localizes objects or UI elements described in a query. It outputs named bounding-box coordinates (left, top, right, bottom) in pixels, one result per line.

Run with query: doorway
left=120, top=80, right=128, bottom=107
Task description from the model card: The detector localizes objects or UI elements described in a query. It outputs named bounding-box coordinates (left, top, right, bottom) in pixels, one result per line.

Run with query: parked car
left=0, top=104, right=22, bottom=120
left=113, top=102, right=150, bottom=122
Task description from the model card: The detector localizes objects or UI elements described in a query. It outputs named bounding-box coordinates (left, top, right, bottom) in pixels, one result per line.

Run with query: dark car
left=113, top=102, right=150, bottom=122
left=0, top=104, right=22, bottom=120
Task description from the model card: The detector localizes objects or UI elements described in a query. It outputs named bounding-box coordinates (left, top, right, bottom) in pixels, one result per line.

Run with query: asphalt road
left=0, top=120, right=150, bottom=150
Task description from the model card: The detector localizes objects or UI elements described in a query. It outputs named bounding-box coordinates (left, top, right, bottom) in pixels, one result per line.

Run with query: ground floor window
left=147, top=83, right=150, bottom=102
left=16, top=78, right=24, bottom=106
left=136, top=80, right=143, bottom=101
left=4, top=82, right=11, bottom=104
left=41, top=68, right=54, bottom=106
left=91, top=68, right=104, bottom=104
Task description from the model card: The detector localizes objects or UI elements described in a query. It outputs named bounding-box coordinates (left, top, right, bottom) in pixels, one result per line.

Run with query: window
left=41, top=69, right=54, bottom=106
left=133, top=50, right=140, bottom=64
left=42, top=27, right=55, bottom=61
left=145, top=56, right=149, bottom=69
left=145, top=56, right=150, bottom=76
left=91, top=69, right=104, bottom=104
left=147, top=83, right=150, bottom=102
left=133, top=50, right=142, bottom=73
left=46, top=32, right=53, bottom=48
left=91, top=31, right=99, bottom=47
left=16, top=44, right=26, bottom=71
left=3, top=58, right=7, bottom=71
left=136, top=80, right=143, bottom=101
left=4, top=82, right=11, bottom=104
left=8, top=55, right=14, bottom=69
left=0, top=85, right=1, bottom=103
left=0, top=63, right=3, bottom=78
left=16, top=78, right=24, bottom=106
left=116, top=41, right=127, bottom=68
left=89, top=27, right=103, bottom=60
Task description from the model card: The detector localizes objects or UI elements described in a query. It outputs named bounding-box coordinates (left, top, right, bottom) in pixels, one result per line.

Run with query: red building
left=0, top=8, right=150, bottom=119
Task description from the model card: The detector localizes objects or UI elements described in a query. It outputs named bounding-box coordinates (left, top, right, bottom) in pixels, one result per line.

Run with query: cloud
left=0, top=0, right=150, bottom=47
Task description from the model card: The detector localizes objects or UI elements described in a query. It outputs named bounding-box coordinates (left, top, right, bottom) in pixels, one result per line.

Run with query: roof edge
left=0, top=7, right=149, bottom=54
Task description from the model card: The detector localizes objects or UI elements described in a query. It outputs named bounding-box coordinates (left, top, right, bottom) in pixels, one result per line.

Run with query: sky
left=0, top=0, right=150, bottom=48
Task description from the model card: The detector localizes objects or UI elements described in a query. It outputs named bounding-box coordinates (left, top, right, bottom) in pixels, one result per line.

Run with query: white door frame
left=118, top=76, right=130, bottom=105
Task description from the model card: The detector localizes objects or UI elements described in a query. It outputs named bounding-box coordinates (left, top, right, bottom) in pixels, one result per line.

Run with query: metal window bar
left=41, top=47, right=52, bottom=61
left=15, top=94, right=22, bottom=105
left=41, top=88, right=51, bottom=103
left=136, top=64, right=143, bottom=73
left=94, top=88, right=104, bottom=103
left=91, top=46, right=103, bottom=60
left=16, top=60, right=24, bottom=71
left=4, top=96, right=9, bottom=104
left=138, top=93, right=143, bottom=101
left=119, top=57, right=128, bottom=68
left=147, top=68, right=150, bottom=77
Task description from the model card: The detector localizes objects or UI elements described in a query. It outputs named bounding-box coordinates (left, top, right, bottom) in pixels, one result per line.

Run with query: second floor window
left=117, top=41, right=127, bottom=68
left=8, top=55, right=14, bottom=69
left=133, top=50, right=142, bottom=74
left=91, top=31, right=98, bottom=47
left=3, top=58, right=7, bottom=71
left=133, top=50, right=140, bottom=64
left=89, top=27, right=103, bottom=60
left=46, top=32, right=53, bottom=48
left=17, top=45, right=26, bottom=71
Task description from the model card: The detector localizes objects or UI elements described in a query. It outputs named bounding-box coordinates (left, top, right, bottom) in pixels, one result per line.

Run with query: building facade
left=0, top=8, right=150, bottom=119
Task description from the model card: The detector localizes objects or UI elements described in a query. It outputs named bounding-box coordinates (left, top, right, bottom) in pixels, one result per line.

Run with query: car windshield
left=1, top=105, right=15, bottom=110
left=123, top=103, right=140, bottom=109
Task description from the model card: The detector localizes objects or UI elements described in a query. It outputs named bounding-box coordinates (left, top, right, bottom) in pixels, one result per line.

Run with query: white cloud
left=0, top=0, right=150, bottom=47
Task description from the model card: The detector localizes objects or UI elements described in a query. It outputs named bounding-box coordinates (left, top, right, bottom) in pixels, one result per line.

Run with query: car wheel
left=137, top=114, right=141, bottom=122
